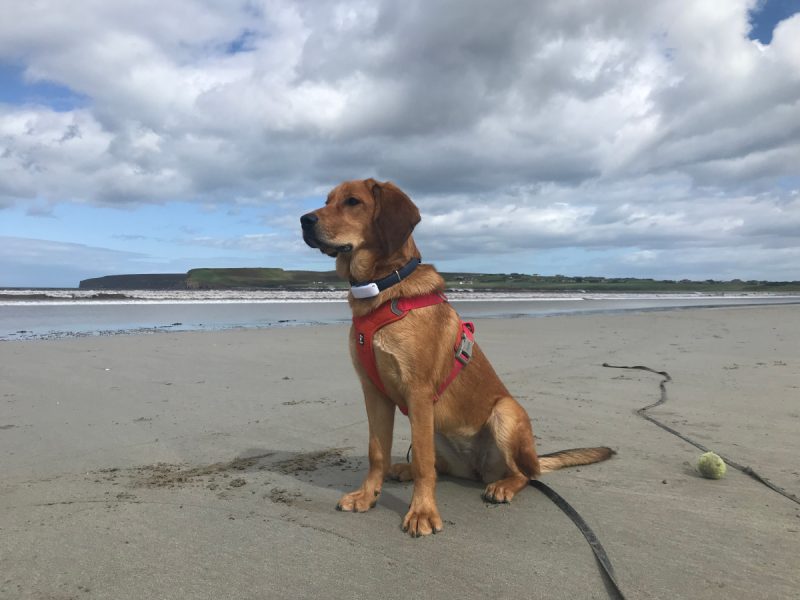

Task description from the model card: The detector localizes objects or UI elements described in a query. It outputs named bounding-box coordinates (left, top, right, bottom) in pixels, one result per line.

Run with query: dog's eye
left=344, top=197, right=361, bottom=207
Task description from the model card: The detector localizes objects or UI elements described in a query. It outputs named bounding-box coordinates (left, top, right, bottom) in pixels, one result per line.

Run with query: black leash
left=530, top=359, right=800, bottom=600
left=530, top=480, right=627, bottom=600
left=602, top=363, right=800, bottom=506
left=406, top=444, right=627, bottom=599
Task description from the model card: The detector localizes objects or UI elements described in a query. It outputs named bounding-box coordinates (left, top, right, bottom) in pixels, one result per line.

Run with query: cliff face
left=78, top=269, right=800, bottom=292
left=78, top=274, right=188, bottom=289
left=185, top=268, right=341, bottom=289
left=78, top=268, right=343, bottom=290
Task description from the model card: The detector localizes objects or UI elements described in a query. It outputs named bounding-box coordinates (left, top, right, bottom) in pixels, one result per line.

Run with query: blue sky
left=1, top=0, right=799, bottom=287
left=748, top=0, right=799, bottom=42
left=0, top=64, right=87, bottom=112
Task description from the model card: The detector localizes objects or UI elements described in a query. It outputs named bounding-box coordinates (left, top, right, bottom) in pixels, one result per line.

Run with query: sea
left=2, top=288, right=799, bottom=341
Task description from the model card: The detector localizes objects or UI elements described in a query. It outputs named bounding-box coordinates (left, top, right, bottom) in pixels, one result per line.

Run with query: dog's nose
left=300, top=213, right=318, bottom=230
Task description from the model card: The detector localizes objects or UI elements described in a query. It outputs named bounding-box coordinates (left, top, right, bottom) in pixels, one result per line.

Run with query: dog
left=301, top=179, right=613, bottom=537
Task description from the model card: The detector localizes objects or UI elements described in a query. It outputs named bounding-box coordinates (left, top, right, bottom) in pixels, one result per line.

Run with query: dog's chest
left=372, top=328, right=406, bottom=367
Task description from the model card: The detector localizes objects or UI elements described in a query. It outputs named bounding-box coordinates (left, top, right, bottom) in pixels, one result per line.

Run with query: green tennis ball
left=697, top=452, right=726, bottom=480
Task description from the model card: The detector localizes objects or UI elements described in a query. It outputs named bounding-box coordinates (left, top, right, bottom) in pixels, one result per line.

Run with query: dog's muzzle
left=300, top=212, right=322, bottom=249
left=300, top=213, right=352, bottom=254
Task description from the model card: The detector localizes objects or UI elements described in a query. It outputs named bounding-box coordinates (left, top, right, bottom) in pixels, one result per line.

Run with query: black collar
left=350, top=258, right=421, bottom=299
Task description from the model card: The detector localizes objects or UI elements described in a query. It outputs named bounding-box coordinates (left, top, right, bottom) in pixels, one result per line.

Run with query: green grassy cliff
left=79, top=268, right=800, bottom=292
left=77, top=273, right=188, bottom=290
left=185, top=268, right=344, bottom=289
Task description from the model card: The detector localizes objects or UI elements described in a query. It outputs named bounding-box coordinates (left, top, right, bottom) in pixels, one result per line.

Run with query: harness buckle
left=455, top=331, right=474, bottom=366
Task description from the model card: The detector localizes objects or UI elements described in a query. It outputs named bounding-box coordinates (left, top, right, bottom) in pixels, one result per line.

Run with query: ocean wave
left=0, top=289, right=347, bottom=304
left=1, top=288, right=799, bottom=306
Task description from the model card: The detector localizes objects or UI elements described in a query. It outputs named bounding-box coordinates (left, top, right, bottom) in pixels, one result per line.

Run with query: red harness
left=352, top=292, right=475, bottom=416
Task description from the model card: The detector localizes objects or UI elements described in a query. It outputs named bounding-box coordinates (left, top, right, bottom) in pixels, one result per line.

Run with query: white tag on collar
left=350, top=282, right=381, bottom=299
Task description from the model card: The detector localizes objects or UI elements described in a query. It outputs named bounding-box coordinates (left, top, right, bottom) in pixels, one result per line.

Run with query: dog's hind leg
left=387, top=451, right=453, bottom=482
left=481, top=396, right=541, bottom=503
left=387, top=461, right=414, bottom=481
left=388, top=430, right=479, bottom=482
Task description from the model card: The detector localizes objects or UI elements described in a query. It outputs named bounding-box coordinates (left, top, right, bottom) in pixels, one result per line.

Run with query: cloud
left=1, top=235, right=147, bottom=267
left=0, top=0, right=798, bottom=280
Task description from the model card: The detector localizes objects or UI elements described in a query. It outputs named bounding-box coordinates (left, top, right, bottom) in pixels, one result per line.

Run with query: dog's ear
left=368, top=179, right=421, bottom=256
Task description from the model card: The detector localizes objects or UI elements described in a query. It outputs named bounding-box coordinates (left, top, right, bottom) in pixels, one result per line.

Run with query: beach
left=1, top=304, right=798, bottom=599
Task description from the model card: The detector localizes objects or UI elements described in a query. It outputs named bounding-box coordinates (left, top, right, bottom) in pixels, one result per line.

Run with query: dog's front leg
left=337, top=388, right=395, bottom=513
left=402, top=397, right=443, bottom=537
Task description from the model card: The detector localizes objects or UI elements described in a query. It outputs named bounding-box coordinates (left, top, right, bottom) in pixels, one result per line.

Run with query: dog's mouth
left=303, top=232, right=352, bottom=257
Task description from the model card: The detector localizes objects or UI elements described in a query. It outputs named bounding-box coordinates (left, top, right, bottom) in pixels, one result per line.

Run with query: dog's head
left=301, top=179, right=421, bottom=264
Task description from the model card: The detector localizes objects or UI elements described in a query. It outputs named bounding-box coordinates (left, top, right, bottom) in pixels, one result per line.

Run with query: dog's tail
left=537, top=447, right=616, bottom=474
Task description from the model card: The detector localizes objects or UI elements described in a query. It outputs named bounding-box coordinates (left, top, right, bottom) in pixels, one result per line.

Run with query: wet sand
left=1, top=305, right=798, bottom=599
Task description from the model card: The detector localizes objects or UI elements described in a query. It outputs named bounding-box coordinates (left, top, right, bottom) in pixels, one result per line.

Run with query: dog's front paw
left=336, top=488, right=379, bottom=513
left=387, top=463, right=414, bottom=482
left=402, top=500, right=443, bottom=537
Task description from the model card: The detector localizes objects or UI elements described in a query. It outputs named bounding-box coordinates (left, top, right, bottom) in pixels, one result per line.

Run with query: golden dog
left=301, top=179, right=613, bottom=537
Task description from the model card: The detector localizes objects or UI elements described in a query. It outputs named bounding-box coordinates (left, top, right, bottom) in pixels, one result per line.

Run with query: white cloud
left=0, top=0, right=798, bottom=280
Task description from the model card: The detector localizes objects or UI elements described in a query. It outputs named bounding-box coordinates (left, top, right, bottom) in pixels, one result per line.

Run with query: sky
left=1, top=0, right=799, bottom=287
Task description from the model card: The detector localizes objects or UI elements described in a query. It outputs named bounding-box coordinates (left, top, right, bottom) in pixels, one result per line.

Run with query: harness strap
left=352, top=292, right=474, bottom=416
left=434, top=321, right=474, bottom=400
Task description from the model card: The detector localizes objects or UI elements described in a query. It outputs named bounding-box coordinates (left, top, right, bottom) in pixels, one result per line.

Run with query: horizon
left=2, top=1, right=799, bottom=287
left=3, top=266, right=799, bottom=291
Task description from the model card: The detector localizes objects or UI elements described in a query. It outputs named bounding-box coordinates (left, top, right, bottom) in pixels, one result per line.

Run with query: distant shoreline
left=73, top=267, right=800, bottom=294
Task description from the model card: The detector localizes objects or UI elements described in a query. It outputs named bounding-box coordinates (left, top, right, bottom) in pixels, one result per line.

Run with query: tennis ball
left=697, top=452, right=726, bottom=480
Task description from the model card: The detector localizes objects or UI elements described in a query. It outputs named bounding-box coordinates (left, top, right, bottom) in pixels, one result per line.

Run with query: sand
left=1, top=305, right=798, bottom=599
